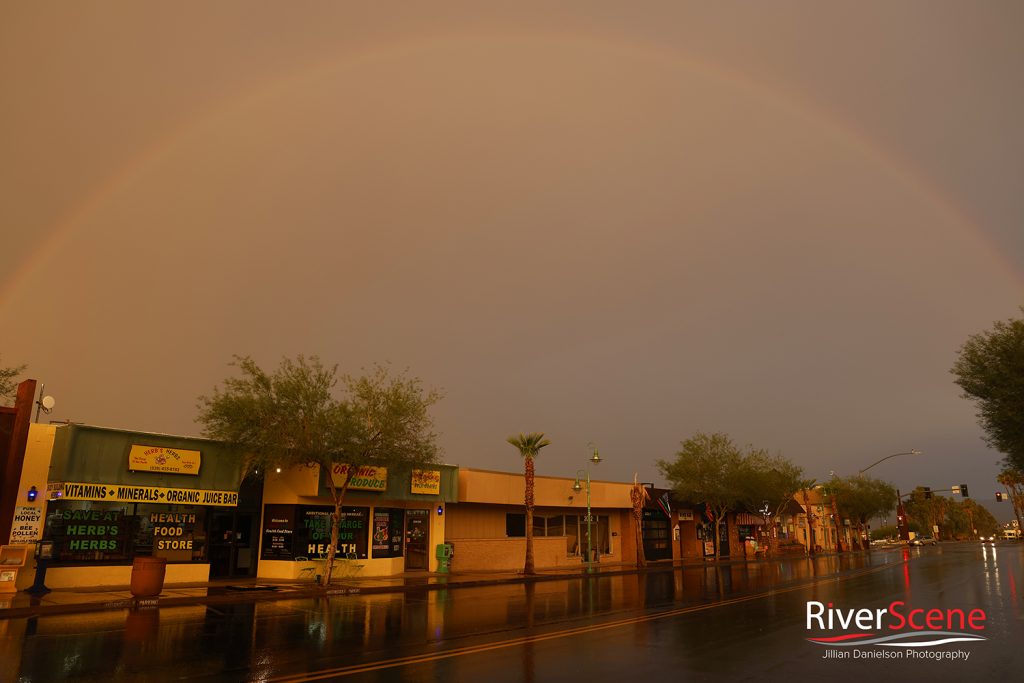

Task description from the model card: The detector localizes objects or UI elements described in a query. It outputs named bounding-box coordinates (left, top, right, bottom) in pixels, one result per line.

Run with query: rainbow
left=3, top=29, right=1020, bottom=309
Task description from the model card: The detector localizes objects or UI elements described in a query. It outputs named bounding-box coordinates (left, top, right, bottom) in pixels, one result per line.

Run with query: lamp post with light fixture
left=858, top=449, right=922, bottom=477
left=572, top=443, right=602, bottom=567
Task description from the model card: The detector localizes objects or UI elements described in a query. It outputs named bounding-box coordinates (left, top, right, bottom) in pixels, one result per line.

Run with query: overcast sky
left=2, top=2, right=1022, bottom=508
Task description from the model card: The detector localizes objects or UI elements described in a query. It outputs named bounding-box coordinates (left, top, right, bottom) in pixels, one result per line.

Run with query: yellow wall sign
left=411, top=469, right=441, bottom=495
left=128, top=445, right=201, bottom=475
left=330, top=464, right=388, bottom=491
left=49, top=482, right=239, bottom=507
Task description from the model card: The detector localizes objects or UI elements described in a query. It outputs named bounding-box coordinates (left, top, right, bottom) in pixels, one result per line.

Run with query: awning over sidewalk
left=734, top=513, right=766, bottom=525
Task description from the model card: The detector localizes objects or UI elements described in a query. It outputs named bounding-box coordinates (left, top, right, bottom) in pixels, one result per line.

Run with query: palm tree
left=507, top=432, right=551, bottom=575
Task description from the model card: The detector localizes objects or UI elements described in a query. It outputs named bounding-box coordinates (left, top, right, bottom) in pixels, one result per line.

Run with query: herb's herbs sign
left=58, top=509, right=125, bottom=552
left=128, top=445, right=201, bottom=475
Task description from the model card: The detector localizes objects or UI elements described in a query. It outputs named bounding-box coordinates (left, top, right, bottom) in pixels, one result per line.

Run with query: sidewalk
left=0, top=561, right=667, bottom=620
left=1, top=555, right=809, bottom=620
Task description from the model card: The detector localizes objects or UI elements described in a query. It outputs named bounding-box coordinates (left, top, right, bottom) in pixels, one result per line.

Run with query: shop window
left=569, top=514, right=610, bottom=556
left=506, top=513, right=526, bottom=538
left=565, top=514, right=579, bottom=555
left=546, top=515, right=564, bottom=537
left=43, top=501, right=207, bottom=564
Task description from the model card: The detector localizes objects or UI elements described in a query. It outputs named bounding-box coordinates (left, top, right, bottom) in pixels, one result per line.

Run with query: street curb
left=0, top=551, right=859, bottom=620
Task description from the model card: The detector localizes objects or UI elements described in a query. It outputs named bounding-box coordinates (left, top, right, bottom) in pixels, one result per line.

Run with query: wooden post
left=0, top=380, right=37, bottom=544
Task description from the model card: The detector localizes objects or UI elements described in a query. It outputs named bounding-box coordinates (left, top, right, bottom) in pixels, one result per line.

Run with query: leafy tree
left=904, top=488, right=950, bottom=539
left=658, top=432, right=756, bottom=559
left=830, top=476, right=897, bottom=550
left=506, top=432, right=550, bottom=575
left=951, top=309, right=1024, bottom=469
left=949, top=499, right=1000, bottom=539
left=0, top=356, right=27, bottom=403
left=738, top=452, right=804, bottom=556
left=197, top=355, right=441, bottom=585
left=997, top=467, right=1024, bottom=532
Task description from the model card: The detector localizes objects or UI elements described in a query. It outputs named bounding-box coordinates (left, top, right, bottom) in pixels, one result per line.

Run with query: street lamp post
left=858, top=450, right=922, bottom=477
left=857, top=450, right=921, bottom=544
left=573, top=443, right=602, bottom=569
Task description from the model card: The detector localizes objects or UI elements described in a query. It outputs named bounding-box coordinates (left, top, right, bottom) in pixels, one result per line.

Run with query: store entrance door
left=208, top=474, right=263, bottom=579
left=404, top=509, right=430, bottom=572
left=209, top=511, right=256, bottom=578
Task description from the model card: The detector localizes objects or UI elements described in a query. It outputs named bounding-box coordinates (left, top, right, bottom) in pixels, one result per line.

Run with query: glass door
left=404, top=509, right=430, bottom=571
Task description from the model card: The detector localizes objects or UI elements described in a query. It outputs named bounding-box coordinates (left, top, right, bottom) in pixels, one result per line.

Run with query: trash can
left=130, top=556, right=167, bottom=598
left=435, top=543, right=454, bottom=574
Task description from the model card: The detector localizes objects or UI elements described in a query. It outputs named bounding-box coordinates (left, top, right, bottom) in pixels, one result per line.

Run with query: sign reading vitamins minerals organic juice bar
left=329, top=464, right=388, bottom=491
left=50, top=482, right=238, bottom=506
left=128, top=445, right=201, bottom=475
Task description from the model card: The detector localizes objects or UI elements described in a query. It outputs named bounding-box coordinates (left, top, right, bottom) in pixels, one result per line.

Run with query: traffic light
left=996, top=492, right=1003, bottom=502
left=923, top=487, right=932, bottom=500
left=960, top=484, right=969, bottom=498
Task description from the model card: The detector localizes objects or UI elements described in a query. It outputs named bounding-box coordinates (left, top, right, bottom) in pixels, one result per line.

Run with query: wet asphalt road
left=2, top=543, right=1022, bottom=682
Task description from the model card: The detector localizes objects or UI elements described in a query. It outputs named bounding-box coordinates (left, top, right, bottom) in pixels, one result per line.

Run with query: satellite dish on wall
left=35, top=384, right=56, bottom=422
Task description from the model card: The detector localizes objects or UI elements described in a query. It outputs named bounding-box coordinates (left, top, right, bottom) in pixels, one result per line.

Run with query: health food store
left=257, top=463, right=458, bottom=579
left=39, top=424, right=250, bottom=588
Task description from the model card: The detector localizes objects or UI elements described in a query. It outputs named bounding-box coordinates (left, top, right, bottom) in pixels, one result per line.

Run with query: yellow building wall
left=42, top=563, right=210, bottom=589
left=10, top=424, right=57, bottom=590
left=257, top=466, right=448, bottom=579
left=458, top=468, right=633, bottom=510
left=447, top=471, right=636, bottom=571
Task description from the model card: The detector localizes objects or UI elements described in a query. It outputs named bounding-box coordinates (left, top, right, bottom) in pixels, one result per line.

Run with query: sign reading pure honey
left=128, top=445, right=201, bottom=475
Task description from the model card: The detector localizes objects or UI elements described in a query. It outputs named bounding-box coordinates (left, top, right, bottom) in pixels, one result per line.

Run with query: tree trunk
left=322, top=464, right=353, bottom=586
left=714, top=508, right=726, bottom=559
left=830, top=495, right=844, bottom=553
left=630, top=479, right=649, bottom=568
left=524, top=456, right=535, bottom=575
left=803, top=490, right=815, bottom=555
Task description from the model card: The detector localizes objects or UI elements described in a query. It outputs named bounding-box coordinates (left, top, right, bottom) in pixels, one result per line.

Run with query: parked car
left=911, top=535, right=938, bottom=546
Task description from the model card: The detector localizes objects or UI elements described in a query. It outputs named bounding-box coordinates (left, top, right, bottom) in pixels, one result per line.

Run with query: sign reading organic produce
left=410, top=469, right=441, bottom=495
left=329, top=464, right=388, bottom=492
left=128, top=445, right=201, bottom=475
left=49, top=482, right=238, bottom=507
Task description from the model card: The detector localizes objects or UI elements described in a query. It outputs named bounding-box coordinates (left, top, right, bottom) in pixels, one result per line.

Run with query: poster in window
left=296, top=506, right=368, bottom=559
left=260, top=504, right=296, bottom=561
left=372, top=508, right=405, bottom=558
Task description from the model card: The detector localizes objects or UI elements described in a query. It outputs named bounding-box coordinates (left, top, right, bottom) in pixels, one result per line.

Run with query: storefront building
left=444, top=468, right=636, bottom=571
left=38, top=424, right=247, bottom=588
left=256, top=463, right=458, bottom=579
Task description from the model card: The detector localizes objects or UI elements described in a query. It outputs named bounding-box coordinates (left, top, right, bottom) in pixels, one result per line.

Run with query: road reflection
left=6, top=546, right=1019, bottom=682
